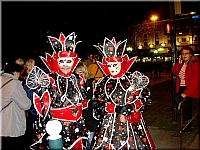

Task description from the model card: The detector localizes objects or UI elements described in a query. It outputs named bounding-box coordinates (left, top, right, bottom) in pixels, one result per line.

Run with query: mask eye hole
left=66, top=60, right=72, bottom=63
left=108, top=64, right=111, bottom=67
left=59, top=60, right=64, bottom=63
left=113, top=64, right=117, bottom=67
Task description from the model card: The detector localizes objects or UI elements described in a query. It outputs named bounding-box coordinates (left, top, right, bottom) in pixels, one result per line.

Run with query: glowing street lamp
left=126, top=47, right=133, bottom=53
left=150, top=15, right=158, bottom=22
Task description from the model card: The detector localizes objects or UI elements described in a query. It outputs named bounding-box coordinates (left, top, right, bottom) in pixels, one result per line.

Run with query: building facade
left=127, top=13, right=200, bottom=62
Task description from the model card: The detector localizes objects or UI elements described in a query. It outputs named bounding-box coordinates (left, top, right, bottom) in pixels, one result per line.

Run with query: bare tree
left=128, top=20, right=155, bottom=55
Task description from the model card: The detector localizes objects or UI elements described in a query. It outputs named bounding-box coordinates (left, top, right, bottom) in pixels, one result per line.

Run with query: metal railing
left=178, top=97, right=199, bottom=149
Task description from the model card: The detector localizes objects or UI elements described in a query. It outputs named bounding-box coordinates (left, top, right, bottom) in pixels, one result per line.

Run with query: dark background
left=2, top=1, right=200, bottom=65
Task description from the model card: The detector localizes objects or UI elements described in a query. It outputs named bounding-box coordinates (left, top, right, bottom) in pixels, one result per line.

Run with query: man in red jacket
left=172, top=46, right=200, bottom=132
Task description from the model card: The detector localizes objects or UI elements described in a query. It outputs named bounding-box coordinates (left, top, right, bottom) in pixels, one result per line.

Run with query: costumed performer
left=26, top=32, right=89, bottom=150
left=89, top=37, right=156, bottom=150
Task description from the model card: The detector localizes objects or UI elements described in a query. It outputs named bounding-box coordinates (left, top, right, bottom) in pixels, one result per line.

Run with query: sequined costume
left=26, top=32, right=88, bottom=150
left=90, top=37, right=155, bottom=150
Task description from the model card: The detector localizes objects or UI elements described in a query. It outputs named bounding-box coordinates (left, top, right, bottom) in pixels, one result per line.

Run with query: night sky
left=2, top=1, right=200, bottom=64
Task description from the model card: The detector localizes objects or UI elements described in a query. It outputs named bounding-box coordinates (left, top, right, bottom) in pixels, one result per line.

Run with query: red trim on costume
left=126, top=111, right=141, bottom=124
left=105, top=103, right=115, bottom=113
left=79, top=74, right=84, bottom=87
left=81, top=99, right=89, bottom=109
left=69, top=137, right=88, bottom=150
left=33, top=93, right=42, bottom=116
left=49, top=76, right=57, bottom=90
left=134, top=99, right=143, bottom=110
left=51, top=103, right=82, bottom=122
left=33, top=91, right=50, bottom=118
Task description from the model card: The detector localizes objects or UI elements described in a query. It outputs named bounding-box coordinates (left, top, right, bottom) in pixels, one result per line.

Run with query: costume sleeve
left=116, top=87, right=151, bottom=116
left=78, top=74, right=88, bottom=99
left=137, top=87, right=152, bottom=111
left=89, top=80, right=106, bottom=120
left=115, top=71, right=151, bottom=116
left=184, top=61, right=200, bottom=97
left=26, top=66, right=50, bottom=90
left=93, top=79, right=107, bottom=102
left=130, top=71, right=151, bottom=111
left=91, top=80, right=106, bottom=106
left=172, top=62, right=182, bottom=76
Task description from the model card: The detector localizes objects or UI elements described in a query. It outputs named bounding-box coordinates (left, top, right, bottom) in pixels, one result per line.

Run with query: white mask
left=107, top=62, right=121, bottom=76
left=57, top=57, right=74, bottom=74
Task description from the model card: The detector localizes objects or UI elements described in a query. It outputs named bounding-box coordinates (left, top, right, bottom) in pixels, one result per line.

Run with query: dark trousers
left=174, top=86, right=193, bottom=131
left=1, top=116, right=34, bottom=150
left=23, top=115, right=35, bottom=150
left=1, top=135, right=25, bottom=150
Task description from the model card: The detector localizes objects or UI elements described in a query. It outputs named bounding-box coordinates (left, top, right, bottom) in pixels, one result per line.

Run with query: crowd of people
left=0, top=32, right=199, bottom=150
left=130, top=60, right=172, bottom=79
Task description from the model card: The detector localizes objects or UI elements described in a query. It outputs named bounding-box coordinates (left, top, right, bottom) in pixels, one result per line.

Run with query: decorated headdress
left=94, top=37, right=137, bottom=78
left=40, top=32, right=81, bottom=77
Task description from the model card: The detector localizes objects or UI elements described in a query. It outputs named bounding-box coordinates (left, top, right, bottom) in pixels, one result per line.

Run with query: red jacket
left=172, top=56, right=200, bottom=99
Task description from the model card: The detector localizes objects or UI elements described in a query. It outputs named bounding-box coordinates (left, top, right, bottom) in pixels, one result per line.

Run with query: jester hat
left=93, top=37, right=137, bottom=78
left=40, top=32, right=81, bottom=77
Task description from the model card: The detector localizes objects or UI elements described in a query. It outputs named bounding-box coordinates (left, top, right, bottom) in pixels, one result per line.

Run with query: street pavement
left=148, top=126, right=199, bottom=149
left=145, top=71, right=199, bottom=149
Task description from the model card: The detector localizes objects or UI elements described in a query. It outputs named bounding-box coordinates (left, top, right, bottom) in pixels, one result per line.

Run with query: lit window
left=182, top=38, right=186, bottom=42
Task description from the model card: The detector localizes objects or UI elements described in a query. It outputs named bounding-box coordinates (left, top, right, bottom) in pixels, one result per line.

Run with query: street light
left=126, top=46, right=133, bottom=57
left=150, top=15, right=158, bottom=48
left=150, top=15, right=158, bottom=22
left=126, top=47, right=133, bottom=52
